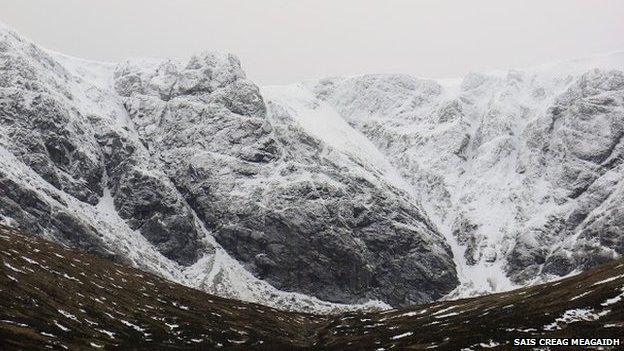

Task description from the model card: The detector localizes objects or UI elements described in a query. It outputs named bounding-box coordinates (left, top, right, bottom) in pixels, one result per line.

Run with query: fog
left=1, top=0, right=623, bottom=84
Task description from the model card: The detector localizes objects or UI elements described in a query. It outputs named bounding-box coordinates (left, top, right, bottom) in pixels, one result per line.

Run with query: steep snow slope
left=293, top=53, right=624, bottom=297
left=262, top=84, right=413, bottom=194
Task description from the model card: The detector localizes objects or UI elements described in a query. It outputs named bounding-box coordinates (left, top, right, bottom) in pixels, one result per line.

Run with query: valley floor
left=1, top=224, right=623, bottom=350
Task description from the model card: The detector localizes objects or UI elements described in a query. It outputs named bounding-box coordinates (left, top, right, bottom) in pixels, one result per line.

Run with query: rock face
left=109, top=53, right=457, bottom=306
left=0, top=23, right=457, bottom=309
left=0, top=27, right=110, bottom=257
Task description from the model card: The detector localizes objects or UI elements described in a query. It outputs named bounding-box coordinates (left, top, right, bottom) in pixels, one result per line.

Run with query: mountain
left=0, top=22, right=454, bottom=310
left=0, top=20, right=623, bottom=311
left=265, top=54, right=624, bottom=297
left=1, top=225, right=623, bottom=350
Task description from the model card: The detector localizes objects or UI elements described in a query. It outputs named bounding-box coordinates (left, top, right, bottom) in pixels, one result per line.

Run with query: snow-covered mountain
left=283, top=54, right=624, bottom=297
left=0, top=23, right=453, bottom=311
left=0, top=21, right=622, bottom=311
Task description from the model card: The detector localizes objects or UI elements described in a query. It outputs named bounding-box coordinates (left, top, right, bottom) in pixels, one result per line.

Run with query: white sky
left=1, top=0, right=623, bottom=84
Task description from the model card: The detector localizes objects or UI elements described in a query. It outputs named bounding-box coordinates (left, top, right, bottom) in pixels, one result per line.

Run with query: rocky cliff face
left=0, top=23, right=457, bottom=310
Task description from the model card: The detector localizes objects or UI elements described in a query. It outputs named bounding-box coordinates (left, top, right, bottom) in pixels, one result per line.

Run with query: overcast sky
left=1, top=0, right=623, bottom=84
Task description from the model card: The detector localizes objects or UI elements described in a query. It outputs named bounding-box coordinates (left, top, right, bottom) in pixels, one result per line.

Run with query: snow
left=601, top=293, right=623, bottom=306
left=570, top=291, right=592, bottom=301
left=53, top=320, right=70, bottom=332
left=435, top=311, right=460, bottom=319
left=266, top=78, right=517, bottom=298
left=57, top=309, right=79, bottom=322
left=505, top=327, right=537, bottom=332
left=164, top=322, right=179, bottom=330
left=388, top=309, right=428, bottom=319
left=268, top=51, right=624, bottom=302
left=262, top=84, right=414, bottom=195
left=3, top=262, right=25, bottom=273
left=391, top=331, right=413, bottom=340
left=543, top=308, right=611, bottom=331
left=592, top=274, right=624, bottom=286
left=0, top=319, right=28, bottom=327
left=601, top=287, right=624, bottom=307
left=432, top=306, right=457, bottom=316
left=62, top=273, right=82, bottom=283
left=264, top=79, right=523, bottom=298
left=120, top=319, right=147, bottom=333
left=479, top=340, right=500, bottom=348
left=20, top=256, right=41, bottom=266
left=97, top=328, right=115, bottom=339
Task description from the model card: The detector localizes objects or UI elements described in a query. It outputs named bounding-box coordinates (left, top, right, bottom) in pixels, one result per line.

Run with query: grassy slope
left=0, top=225, right=327, bottom=350
left=1, top=224, right=623, bottom=350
